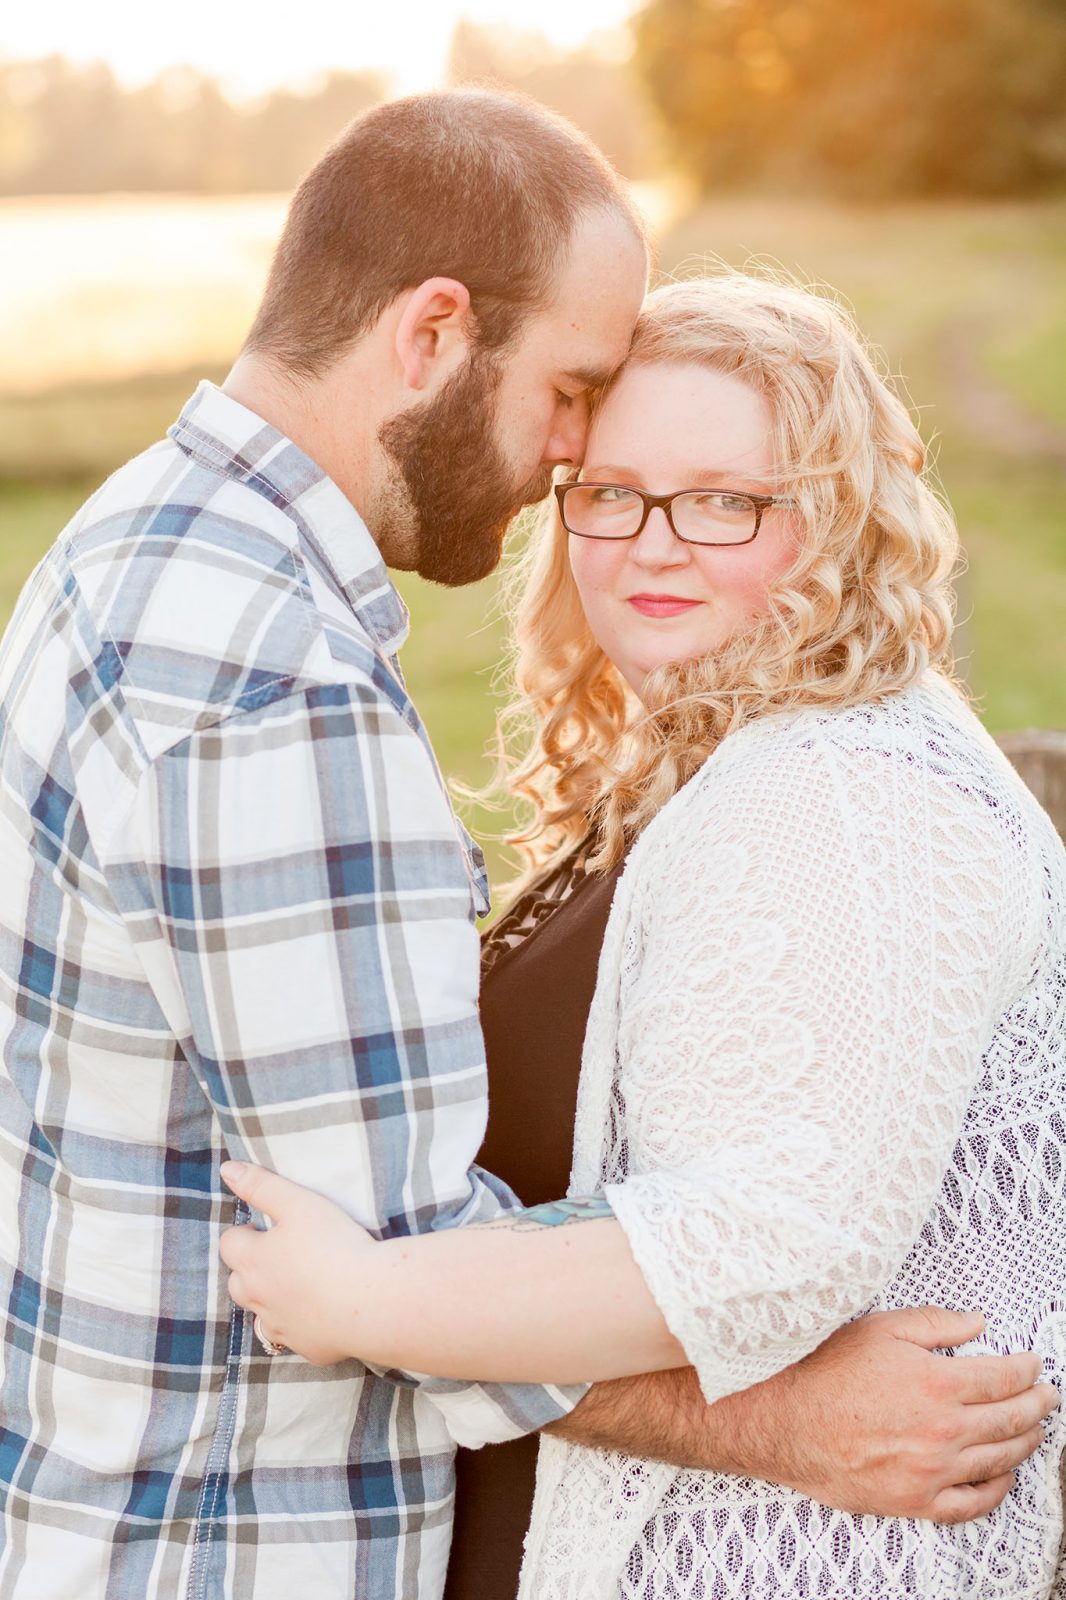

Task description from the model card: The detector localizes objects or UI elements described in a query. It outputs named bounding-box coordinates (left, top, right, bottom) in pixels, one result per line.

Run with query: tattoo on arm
left=484, top=1195, right=615, bottom=1233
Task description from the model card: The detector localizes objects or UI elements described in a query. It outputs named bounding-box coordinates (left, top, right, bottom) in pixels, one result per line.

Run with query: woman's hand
left=220, top=1161, right=375, bottom=1365
left=221, top=1161, right=684, bottom=1382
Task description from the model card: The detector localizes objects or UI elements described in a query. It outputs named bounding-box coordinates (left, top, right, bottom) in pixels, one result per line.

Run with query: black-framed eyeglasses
left=554, top=481, right=794, bottom=547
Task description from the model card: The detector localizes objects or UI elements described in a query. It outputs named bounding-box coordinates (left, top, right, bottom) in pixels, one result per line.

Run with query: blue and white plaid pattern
left=0, top=384, right=576, bottom=1600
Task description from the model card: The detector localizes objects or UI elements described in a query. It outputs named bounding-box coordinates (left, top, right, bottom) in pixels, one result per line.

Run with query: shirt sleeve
left=113, top=675, right=582, bottom=1443
left=604, top=714, right=1033, bottom=1405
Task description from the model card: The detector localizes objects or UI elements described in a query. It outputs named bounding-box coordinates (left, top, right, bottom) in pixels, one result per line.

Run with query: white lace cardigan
left=518, top=675, right=1066, bottom=1600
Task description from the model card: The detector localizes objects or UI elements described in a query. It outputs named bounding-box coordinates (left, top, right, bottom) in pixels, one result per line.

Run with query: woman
left=221, top=272, right=1066, bottom=1597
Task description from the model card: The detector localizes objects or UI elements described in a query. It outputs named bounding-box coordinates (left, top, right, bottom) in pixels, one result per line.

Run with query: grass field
left=2, top=192, right=1064, bottom=878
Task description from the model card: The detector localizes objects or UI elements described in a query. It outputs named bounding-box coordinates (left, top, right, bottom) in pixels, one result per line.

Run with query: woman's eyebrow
left=691, top=470, right=779, bottom=486
left=579, top=465, right=641, bottom=481
left=581, top=466, right=774, bottom=485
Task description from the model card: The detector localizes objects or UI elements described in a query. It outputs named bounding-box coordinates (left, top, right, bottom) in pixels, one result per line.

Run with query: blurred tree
left=0, top=58, right=386, bottom=194
left=447, top=20, right=662, bottom=178
left=237, top=71, right=386, bottom=190
left=632, top=0, right=1066, bottom=197
left=0, top=57, right=133, bottom=192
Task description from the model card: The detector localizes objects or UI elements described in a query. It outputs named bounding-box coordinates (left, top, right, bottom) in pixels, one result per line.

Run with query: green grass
left=0, top=481, right=90, bottom=622
left=986, top=310, right=1066, bottom=432
left=949, top=452, right=1066, bottom=729
left=2, top=194, right=1064, bottom=886
left=390, top=568, right=516, bottom=869
left=0, top=367, right=228, bottom=481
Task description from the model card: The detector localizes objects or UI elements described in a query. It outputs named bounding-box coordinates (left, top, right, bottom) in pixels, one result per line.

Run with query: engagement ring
left=253, top=1314, right=290, bottom=1357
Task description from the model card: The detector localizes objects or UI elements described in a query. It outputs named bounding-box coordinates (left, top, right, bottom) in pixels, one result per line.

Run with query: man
left=0, top=91, right=1050, bottom=1600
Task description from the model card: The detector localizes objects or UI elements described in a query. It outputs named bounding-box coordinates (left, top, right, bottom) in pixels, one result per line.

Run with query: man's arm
left=548, top=1306, right=1058, bottom=1523
left=117, top=673, right=581, bottom=1441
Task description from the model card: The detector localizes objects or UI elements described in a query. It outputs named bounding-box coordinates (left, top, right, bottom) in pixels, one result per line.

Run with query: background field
left=2, top=190, right=1064, bottom=878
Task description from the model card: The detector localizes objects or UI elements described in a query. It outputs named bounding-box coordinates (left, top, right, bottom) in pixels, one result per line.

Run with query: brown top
left=443, top=857, right=624, bottom=1600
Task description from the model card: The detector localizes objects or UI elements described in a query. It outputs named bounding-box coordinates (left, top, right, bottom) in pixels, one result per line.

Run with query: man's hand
left=548, top=1306, right=1059, bottom=1523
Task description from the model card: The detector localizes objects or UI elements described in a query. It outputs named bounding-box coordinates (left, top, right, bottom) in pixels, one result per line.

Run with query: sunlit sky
left=1, top=0, right=637, bottom=98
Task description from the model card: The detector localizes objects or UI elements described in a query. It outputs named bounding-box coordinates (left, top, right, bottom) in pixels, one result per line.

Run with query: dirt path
left=941, top=316, right=1066, bottom=464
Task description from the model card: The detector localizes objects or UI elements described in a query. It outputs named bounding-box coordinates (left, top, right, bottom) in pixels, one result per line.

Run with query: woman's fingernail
left=221, top=1161, right=247, bottom=1184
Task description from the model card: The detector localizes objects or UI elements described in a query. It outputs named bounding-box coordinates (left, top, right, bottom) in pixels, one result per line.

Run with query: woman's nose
left=630, top=507, right=688, bottom=567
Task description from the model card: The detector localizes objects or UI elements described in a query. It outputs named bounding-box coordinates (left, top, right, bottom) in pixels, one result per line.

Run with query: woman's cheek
left=588, top=594, right=626, bottom=664
left=710, top=550, right=780, bottom=627
left=570, top=543, right=623, bottom=639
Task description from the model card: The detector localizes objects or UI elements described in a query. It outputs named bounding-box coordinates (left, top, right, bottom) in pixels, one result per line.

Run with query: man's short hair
left=244, top=89, right=644, bottom=376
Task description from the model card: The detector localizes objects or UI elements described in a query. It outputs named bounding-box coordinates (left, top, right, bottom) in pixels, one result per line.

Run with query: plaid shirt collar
left=169, top=380, right=410, bottom=659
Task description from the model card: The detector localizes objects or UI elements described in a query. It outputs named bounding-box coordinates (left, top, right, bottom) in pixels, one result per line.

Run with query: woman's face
left=568, top=362, right=799, bottom=697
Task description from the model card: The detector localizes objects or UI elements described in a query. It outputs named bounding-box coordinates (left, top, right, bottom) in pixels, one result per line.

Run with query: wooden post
left=996, top=730, right=1066, bottom=841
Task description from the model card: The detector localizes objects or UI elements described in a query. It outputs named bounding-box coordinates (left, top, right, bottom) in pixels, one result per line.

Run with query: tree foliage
left=632, top=0, right=1066, bottom=196
left=0, top=57, right=386, bottom=195
left=447, top=21, right=661, bottom=179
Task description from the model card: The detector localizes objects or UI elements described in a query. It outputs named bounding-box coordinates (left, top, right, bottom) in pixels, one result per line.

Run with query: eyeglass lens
left=562, top=485, right=758, bottom=544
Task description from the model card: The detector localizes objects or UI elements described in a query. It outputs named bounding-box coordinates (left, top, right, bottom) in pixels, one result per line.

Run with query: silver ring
left=253, top=1314, right=290, bottom=1357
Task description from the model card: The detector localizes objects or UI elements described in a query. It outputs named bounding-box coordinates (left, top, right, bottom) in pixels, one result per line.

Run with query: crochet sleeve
left=605, top=710, right=1030, bottom=1404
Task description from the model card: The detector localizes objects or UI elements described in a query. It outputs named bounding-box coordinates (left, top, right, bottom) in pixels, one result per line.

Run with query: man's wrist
left=696, top=1374, right=786, bottom=1481
left=545, top=1363, right=795, bottom=1483
left=545, top=1368, right=717, bottom=1471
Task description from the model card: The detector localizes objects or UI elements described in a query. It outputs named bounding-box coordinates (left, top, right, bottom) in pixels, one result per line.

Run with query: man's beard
left=377, top=347, right=555, bottom=587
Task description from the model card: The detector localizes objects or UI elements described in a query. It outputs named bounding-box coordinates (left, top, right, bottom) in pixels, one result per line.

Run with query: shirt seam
left=170, top=418, right=407, bottom=656
left=89, top=664, right=422, bottom=876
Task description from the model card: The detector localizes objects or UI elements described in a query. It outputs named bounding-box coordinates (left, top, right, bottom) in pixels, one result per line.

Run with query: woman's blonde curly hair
left=494, top=269, right=960, bottom=889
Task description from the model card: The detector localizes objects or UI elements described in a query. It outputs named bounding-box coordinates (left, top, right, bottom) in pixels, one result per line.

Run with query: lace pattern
left=520, top=677, right=1066, bottom=1599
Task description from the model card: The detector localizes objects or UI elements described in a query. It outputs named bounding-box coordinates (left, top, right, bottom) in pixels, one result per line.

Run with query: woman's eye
left=588, top=486, right=628, bottom=503
left=699, top=492, right=752, bottom=515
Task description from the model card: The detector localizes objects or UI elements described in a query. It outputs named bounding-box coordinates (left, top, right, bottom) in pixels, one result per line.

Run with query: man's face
left=377, top=343, right=547, bottom=588
left=378, top=206, right=647, bottom=587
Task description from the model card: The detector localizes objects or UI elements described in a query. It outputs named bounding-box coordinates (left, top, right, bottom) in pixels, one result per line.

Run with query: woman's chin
left=631, top=646, right=717, bottom=694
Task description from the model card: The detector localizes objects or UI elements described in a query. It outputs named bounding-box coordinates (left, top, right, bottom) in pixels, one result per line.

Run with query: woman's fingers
left=219, top=1222, right=278, bottom=1317
left=219, top=1223, right=258, bottom=1272
left=215, top=1168, right=373, bottom=1367
left=220, top=1160, right=305, bottom=1220
left=927, top=1473, right=1016, bottom=1525
left=225, top=1268, right=250, bottom=1310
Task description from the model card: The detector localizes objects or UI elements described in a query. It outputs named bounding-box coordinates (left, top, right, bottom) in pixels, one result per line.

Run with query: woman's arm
left=221, top=1169, right=686, bottom=1380
left=222, top=1164, right=1057, bottom=1514
left=223, top=708, right=1030, bottom=1394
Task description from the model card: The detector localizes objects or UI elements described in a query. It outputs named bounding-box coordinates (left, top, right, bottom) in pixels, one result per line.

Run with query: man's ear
left=394, top=277, right=473, bottom=393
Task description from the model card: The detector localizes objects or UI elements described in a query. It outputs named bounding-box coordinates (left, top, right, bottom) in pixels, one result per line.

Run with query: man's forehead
left=521, top=304, right=634, bottom=382
left=546, top=287, right=643, bottom=374
left=542, top=211, right=647, bottom=353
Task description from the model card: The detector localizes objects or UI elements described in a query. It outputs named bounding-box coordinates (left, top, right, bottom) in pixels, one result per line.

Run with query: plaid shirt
left=0, top=383, right=577, bottom=1600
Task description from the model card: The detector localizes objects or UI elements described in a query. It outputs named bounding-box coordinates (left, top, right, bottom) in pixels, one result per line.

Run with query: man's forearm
left=543, top=1309, right=1058, bottom=1526
left=544, top=1366, right=754, bottom=1476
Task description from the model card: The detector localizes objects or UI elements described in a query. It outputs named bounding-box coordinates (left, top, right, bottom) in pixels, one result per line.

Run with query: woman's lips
left=627, top=593, right=703, bottom=618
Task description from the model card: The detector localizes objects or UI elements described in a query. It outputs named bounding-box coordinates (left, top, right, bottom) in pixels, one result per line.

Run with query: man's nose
left=543, top=397, right=590, bottom=467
